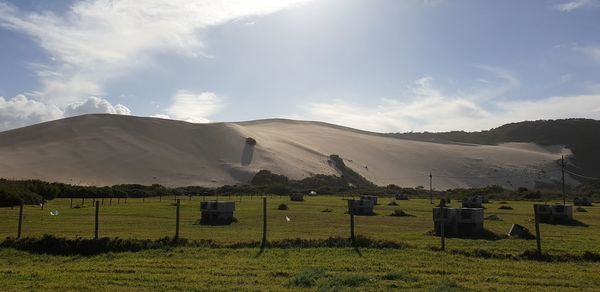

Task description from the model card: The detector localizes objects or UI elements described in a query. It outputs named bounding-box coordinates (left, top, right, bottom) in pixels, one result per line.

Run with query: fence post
left=261, top=197, right=267, bottom=249
left=175, top=199, right=181, bottom=240
left=17, top=204, right=23, bottom=239
left=534, top=205, right=542, bottom=256
left=70, top=198, right=73, bottom=208
left=440, top=200, right=446, bottom=251
left=82, top=197, right=85, bottom=206
left=94, top=201, right=100, bottom=240
left=348, top=199, right=355, bottom=242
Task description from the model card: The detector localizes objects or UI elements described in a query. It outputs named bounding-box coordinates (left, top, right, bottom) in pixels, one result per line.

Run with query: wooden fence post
left=175, top=199, right=181, bottom=240
left=440, top=200, right=446, bottom=251
left=94, top=201, right=100, bottom=240
left=348, top=199, right=355, bottom=242
left=261, top=197, right=267, bottom=249
left=70, top=198, right=73, bottom=208
left=17, top=204, right=23, bottom=239
left=534, top=205, right=542, bottom=256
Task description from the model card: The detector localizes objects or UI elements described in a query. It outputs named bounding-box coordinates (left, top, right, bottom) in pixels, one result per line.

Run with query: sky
left=1, top=0, right=600, bottom=133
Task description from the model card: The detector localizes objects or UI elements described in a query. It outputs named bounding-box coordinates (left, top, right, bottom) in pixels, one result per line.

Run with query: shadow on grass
left=426, top=229, right=504, bottom=241
left=1, top=235, right=409, bottom=256
left=435, top=248, right=600, bottom=263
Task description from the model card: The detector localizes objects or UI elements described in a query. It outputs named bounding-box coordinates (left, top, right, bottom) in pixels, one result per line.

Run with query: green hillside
left=389, top=119, right=600, bottom=179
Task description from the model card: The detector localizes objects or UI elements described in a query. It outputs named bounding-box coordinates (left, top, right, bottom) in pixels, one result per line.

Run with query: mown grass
left=1, top=196, right=598, bottom=255
left=0, top=196, right=599, bottom=290
left=0, top=247, right=599, bottom=291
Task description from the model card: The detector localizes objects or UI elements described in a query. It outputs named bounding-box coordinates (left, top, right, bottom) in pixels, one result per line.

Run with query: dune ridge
left=0, top=114, right=571, bottom=189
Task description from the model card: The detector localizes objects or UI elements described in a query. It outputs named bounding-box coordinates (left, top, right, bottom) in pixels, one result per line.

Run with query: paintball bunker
left=289, top=193, right=304, bottom=201
left=200, top=201, right=235, bottom=225
left=534, top=204, right=573, bottom=224
left=574, top=197, right=593, bottom=206
left=348, top=199, right=375, bottom=216
left=395, top=193, right=409, bottom=200
left=360, top=195, right=378, bottom=205
left=462, top=196, right=484, bottom=208
left=433, top=207, right=484, bottom=236
left=508, top=224, right=533, bottom=239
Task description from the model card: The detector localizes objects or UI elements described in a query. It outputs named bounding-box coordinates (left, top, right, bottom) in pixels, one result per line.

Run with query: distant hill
left=388, top=119, right=600, bottom=178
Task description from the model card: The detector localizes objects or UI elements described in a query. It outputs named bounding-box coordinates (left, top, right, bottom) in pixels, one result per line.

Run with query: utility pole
left=429, top=172, right=433, bottom=204
left=561, top=155, right=566, bottom=205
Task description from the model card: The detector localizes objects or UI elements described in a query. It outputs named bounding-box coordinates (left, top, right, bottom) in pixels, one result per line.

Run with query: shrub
left=245, top=137, right=257, bottom=145
left=277, top=204, right=288, bottom=210
left=388, top=201, right=398, bottom=206
left=499, top=205, right=513, bottom=210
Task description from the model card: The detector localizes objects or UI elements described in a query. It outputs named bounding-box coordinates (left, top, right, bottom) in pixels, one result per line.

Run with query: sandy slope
left=0, top=114, right=571, bottom=189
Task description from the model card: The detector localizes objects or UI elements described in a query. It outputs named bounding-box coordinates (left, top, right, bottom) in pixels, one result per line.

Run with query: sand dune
left=0, top=114, right=571, bottom=189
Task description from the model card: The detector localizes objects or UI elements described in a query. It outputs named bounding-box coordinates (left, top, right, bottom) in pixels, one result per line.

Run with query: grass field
left=1, top=196, right=599, bottom=290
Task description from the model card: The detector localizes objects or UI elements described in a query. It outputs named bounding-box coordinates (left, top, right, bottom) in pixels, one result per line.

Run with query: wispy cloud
left=552, top=0, right=597, bottom=12
left=302, top=70, right=600, bottom=132
left=0, top=0, right=310, bottom=105
left=154, top=90, right=223, bottom=123
left=574, top=45, right=600, bottom=62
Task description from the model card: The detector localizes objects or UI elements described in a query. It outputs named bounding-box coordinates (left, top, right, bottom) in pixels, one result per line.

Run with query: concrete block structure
left=433, top=207, right=484, bottom=236
left=348, top=199, right=374, bottom=216
left=574, top=197, right=593, bottom=206
left=534, top=204, right=573, bottom=224
left=462, top=196, right=483, bottom=208
left=289, top=193, right=304, bottom=201
left=200, top=201, right=236, bottom=225
left=395, top=193, right=409, bottom=200
left=360, top=195, right=378, bottom=205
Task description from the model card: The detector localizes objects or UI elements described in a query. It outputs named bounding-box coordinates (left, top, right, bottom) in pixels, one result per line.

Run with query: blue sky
left=1, top=0, right=600, bottom=132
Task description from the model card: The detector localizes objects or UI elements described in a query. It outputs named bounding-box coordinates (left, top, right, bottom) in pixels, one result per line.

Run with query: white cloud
left=64, top=96, right=131, bottom=117
left=156, top=90, right=223, bottom=123
left=574, top=45, right=600, bottom=63
left=303, top=75, right=600, bottom=133
left=0, top=0, right=311, bottom=106
left=0, top=95, right=130, bottom=131
left=0, top=95, right=63, bottom=131
left=552, top=0, right=597, bottom=11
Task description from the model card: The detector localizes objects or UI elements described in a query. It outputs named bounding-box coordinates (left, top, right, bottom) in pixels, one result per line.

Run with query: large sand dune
left=0, top=114, right=571, bottom=189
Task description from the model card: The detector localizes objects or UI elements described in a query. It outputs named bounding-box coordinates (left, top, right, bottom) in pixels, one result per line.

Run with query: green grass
left=1, top=196, right=598, bottom=254
left=0, top=196, right=599, bottom=290
left=0, top=247, right=598, bottom=291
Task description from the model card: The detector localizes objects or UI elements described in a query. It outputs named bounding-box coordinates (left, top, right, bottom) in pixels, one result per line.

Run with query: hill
left=388, top=119, right=600, bottom=179
left=0, top=114, right=574, bottom=189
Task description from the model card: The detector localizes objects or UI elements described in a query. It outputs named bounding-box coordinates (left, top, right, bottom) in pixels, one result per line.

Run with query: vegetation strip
left=2, top=235, right=597, bottom=263
left=0, top=235, right=408, bottom=255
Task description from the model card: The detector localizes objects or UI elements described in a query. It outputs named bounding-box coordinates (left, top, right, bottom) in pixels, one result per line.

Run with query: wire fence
left=2, top=193, right=598, bottom=260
